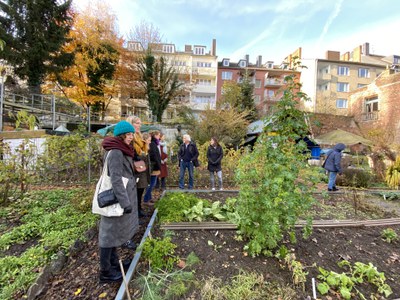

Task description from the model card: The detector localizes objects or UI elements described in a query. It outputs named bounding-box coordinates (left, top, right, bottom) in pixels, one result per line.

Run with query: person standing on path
left=98, top=120, right=139, bottom=283
left=323, top=143, right=346, bottom=191
left=157, top=132, right=168, bottom=191
left=143, top=130, right=162, bottom=204
left=178, top=134, right=199, bottom=189
left=207, top=137, right=224, bottom=190
left=126, top=116, right=150, bottom=218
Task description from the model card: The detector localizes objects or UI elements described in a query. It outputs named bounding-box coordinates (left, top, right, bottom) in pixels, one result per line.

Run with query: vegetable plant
left=381, top=228, right=398, bottom=243
left=235, top=73, right=318, bottom=255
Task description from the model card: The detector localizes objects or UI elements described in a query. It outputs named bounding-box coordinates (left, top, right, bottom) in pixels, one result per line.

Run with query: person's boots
left=99, top=268, right=122, bottom=283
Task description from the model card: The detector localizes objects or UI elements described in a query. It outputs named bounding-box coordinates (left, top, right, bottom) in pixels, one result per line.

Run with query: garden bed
left=10, top=189, right=400, bottom=299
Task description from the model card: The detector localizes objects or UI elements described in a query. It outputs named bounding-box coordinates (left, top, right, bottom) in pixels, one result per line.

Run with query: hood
left=334, top=143, right=346, bottom=152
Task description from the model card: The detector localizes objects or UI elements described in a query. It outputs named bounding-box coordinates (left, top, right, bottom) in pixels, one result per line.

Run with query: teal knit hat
left=114, top=120, right=135, bottom=137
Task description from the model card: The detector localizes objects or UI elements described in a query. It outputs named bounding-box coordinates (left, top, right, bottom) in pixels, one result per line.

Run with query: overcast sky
left=73, top=0, right=400, bottom=64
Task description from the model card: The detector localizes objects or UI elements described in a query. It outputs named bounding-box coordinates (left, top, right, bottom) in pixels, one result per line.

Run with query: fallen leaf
left=177, top=259, right=186, bottom=268
left=318, top=251, right=324, bottom=257
left=98, top=292, right=107, bottom=298
left=312, top=238, right=318, bottom=244
left=74, top=288, right=82, bottom=296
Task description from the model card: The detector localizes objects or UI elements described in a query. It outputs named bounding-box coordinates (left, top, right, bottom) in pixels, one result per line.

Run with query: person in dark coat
left=155, top=133, right=168, bottom=191
left=178, top=134, right=199, bottom=189
left=207, top=137, right=223, bottom=190
left=99, top=121, right=139, bottom=283
left=143, top=131, right=161, bottom=204
left=323, top=143, right=346, bottom=191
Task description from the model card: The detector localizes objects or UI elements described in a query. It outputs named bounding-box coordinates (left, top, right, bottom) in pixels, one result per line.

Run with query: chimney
left=362, top=42, right=370, bottom=55
left=185, top=45, right=192, bottom=52
left=245, top=54, right=249, bottom=64
left=256, top=55, right=262, bottom=67
left=211, top=39, right=216, bottom=56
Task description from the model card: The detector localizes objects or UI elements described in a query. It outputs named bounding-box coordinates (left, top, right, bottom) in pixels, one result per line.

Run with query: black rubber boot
left=99, top=269, right=122, bottom=283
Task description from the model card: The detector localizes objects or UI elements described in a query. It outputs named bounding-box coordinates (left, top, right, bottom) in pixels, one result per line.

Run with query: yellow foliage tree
left=50, top=2, right=123, bottom=119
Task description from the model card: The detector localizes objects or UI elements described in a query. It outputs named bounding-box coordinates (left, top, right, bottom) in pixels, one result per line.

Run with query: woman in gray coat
left=99, top=121, right=139, bottom=283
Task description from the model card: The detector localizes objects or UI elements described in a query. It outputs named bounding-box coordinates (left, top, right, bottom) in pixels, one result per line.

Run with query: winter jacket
left=178, top=142, right=199, bottom=166
left=207, top=145, right=223, bottom=172
left=159, top=145, right=168, bottom=178
left=148, top=138, right=162, bottom=173
left=99, top=149, right=139, bottom=248
left=324, top=143, right=346, bottom=173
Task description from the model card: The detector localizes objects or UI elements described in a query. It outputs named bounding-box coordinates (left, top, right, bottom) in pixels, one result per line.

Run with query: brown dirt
left=13, top=190, right=400, bottom=299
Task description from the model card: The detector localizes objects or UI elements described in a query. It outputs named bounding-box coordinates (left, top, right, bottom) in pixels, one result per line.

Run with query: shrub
left=155, top=192, right=202, bottom=223
left=338, top=168, right=373, bottom=188
left=141, top=237, right=179, bottom=271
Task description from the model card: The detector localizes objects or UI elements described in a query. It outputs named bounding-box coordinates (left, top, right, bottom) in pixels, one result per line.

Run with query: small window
left=337, top=66, right=349, bottom=76
left=357, top=83, right=366, bottom=88
left=222, top=59, right=230, bottom=67
left=221, top=71, right=232, bottom=80
left=337, top=82, right=349, bottom=92
left=254, top=95, right=261, bottom=105
left=336, top=99, right=348, bottom=108
left=194, top=47, right=205, bottom=55
left=239, top=60, right=246, bottom=67
left=365, top=97, right=379, bottom=112
left=255, top=79, right=262, bottom=88
left=358, top=68, right=370, bottom=78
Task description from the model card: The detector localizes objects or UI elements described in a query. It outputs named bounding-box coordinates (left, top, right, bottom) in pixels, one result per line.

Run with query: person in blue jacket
left=323, top=143, right=346, bottom=191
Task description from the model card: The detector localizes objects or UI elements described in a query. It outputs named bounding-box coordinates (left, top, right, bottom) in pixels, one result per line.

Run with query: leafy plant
left=141, top=237, right=179, bottom=271
left=385, top=156, right=400, bottom=189
left=155, top=192, right=202, bottom=223
left=9, top=110, right=37, bottom=130
left=184, top=200, right=227, bottom=222
left=235, top=74, right=318, bottom=255
left=0, top=188, right=97, bottom=299
left=207, top=240, right=225, bottom=252
left=317, top=260, right=393, bottom=299
left=381, top=228, right=398, bottom=243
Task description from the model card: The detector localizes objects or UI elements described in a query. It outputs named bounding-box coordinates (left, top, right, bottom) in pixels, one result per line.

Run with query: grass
left=0, top=188, right=97, bottom=299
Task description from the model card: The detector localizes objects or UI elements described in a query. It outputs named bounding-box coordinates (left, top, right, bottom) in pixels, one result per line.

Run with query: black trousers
left=137, top=187, right=145, bottom=211
left=100, top=247, right=118, bottom=272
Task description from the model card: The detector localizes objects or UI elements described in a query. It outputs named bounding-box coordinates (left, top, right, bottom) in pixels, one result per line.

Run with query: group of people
left=97, top=117, right=225, bottom=284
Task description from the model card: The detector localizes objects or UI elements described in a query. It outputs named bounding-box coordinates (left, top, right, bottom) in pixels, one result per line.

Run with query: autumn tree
left=0, top=0, right=73, bottom=93
left=182, top=107, right=249, bottom=147
left=53, top=2, right=122, bottom=119
left=219, top=70, right=257, bottom=121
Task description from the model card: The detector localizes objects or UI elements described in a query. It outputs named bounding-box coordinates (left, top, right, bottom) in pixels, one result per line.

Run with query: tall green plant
left=235, top=75, right=318, bottom=256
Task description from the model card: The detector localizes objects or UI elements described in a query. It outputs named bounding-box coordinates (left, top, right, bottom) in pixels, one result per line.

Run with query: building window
left=254, top=95, right=261, bottom=105
left=336, top=99, right=348, bottom=108
left=162, top=44, right=175, bottom=53
left=196, top=61, right=212, bottom=68
left=337, top=66, right=349, bottom=76
left=365, top=97, right=379, bottom=113
left=357, top=83, right=366, bottom=88
left=337, top=82, right=349, bottom=92
left=255, top=79, right=262, bottom=88
left=358, top=68, right=370, bottom=78
left=194, top=95, right=214, bottom=104
left=194, top=47, right=205, bottom=55
left=222, top=59, right=230, bottom=67
left=221, top=71, right=232, bottom=80
left=239, top=60, right=246, bottom=67
left=196, top=79, right=212, bottom=85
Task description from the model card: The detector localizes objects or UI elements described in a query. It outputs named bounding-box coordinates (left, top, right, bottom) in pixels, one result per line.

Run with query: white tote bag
left=92, top=150, right=129, bottom=217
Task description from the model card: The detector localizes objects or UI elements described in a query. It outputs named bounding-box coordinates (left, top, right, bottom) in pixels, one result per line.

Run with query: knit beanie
left=113, top=120, right=135, bottom=137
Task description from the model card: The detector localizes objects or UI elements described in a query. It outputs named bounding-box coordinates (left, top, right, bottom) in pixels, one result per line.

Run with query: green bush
left=338, top=168, right=373, bottom=188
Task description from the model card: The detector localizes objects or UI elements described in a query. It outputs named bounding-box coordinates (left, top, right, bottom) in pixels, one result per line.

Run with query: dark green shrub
left=338, top=168, right=373, bottom=188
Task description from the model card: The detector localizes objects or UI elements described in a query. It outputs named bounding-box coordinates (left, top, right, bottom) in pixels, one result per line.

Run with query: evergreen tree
left=139, top=51, right=184, bottom=122
left=0, top=0, right=73, bottom=92
left=239, top=71, right=257, bottom=121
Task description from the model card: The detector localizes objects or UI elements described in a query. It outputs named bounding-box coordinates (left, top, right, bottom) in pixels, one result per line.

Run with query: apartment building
left=122, top=39, right=218, bottom=122
left=300, top=43, right=396, bottom=116
left=349, top=70, right=400, bottom=144
left=217, top=55, right=300, bottom=116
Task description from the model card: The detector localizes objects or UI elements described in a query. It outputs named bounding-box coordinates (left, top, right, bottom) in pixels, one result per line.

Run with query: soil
left=12, top=189, right=400, bottom=300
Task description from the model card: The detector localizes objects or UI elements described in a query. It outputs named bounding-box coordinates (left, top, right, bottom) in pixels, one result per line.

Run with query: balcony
left=191, top=67, right=217, bottom=77
left=317, top=73, right=332, bottom=85
left=193, top=85, right=217, bottom=94
left=264, top=78, right=285, bottom=87
left=361, top=111, right=379, bottom=121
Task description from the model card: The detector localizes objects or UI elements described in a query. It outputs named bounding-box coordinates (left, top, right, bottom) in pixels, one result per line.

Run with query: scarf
left=133, top=132, right=148, bottom=155
left=102, top=137, right=135, bottom=158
